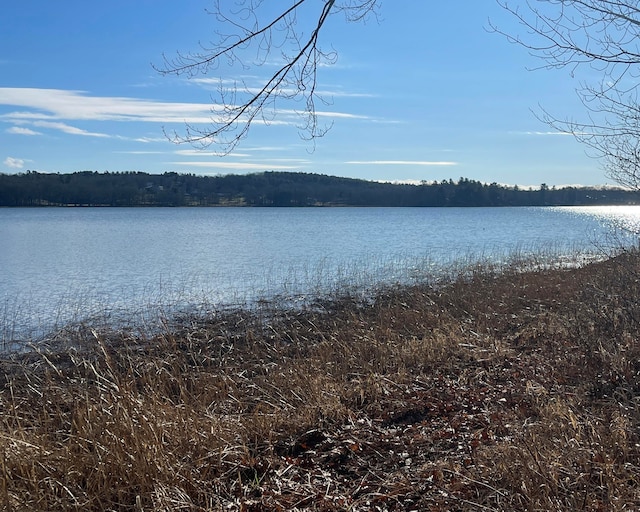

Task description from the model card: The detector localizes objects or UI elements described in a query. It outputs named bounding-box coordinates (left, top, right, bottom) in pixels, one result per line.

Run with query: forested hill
left=1, top=170, right=639, bottom=207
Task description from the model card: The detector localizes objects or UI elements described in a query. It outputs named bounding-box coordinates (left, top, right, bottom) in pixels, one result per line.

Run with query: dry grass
left=1, top=251, right=640, bottom=511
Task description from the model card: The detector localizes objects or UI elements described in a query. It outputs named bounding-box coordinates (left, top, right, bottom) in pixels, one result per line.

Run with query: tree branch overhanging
left=492, top=0, right=640, bottom=188
left=156, top=0, right=378, bottom=154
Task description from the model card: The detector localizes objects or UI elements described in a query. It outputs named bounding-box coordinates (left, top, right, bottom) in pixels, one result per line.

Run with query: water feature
left=2, top=206, right=638, bottom=344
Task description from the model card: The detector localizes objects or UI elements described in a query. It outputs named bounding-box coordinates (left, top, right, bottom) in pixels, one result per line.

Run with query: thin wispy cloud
left=173, top=149, right=251, bottom=158
left=169, top=161, right=300, bottom=170
left=346, top=160, right=458, bottom=166
left=315, top=111, right=369, bottom=120
left=516, top=131, right=573, bottom=136
left=131, top=136, right=167, bottom=143
left=3, top=156, right=26, bottom=169
left=0, top=88, right=369, bottom=129
left=259, top=158, right=312, bottom=164
left=0, top=88, right=221, bottom=124
left=115, top=151, right=166, bottom=155
left=173, top=148, right=310, bottom=165
left=32, top=120, right=111, bottom=138
left=241, top=146, right=293, bottom=152
left=6, top=126, right=40, bottom=135
left=191, top=78, right=376, bottom=98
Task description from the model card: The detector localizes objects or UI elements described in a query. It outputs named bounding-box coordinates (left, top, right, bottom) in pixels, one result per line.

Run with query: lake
left=2, top=206, right=640, bottom=344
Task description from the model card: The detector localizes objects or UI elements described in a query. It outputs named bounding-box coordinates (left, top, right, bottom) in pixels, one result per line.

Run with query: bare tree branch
left=156, top=0, right=379, bottom=153
left=491, top=0, right=640, bottom=188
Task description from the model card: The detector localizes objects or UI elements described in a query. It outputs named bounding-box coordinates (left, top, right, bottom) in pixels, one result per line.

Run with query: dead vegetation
left=1, top=251, right=640, bottom=511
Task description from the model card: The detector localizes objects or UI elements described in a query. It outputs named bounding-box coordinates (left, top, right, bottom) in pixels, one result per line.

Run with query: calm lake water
left=2, top=206, right=640, bottom=344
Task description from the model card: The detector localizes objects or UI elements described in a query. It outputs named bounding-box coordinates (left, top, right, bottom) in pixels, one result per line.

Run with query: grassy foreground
left=1, top=252, right=640, bottom=511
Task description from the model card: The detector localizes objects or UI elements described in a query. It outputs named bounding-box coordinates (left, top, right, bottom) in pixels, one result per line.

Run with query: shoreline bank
left=1, top=251, right=640, bottom=510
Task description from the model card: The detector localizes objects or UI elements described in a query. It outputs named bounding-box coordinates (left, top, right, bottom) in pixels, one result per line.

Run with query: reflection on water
left=1, top=206, right=639, bottom=344
left=556, top=205, right=640, bottom=234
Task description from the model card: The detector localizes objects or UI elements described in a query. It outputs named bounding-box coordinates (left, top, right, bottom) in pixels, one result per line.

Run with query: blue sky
left=0, top=1, right=609, bottom=186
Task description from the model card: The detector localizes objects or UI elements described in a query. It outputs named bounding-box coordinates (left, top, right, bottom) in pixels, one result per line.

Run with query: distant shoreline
left=2, top=170, right=639, bottom=207
left=2, top=203, right=640, bottom=208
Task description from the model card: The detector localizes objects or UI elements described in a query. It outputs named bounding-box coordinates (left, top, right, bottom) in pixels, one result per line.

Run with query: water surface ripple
left=2, top=206, right=639, bottom=343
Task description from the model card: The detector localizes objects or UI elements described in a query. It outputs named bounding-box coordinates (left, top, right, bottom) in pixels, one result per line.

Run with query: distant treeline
left=1, top=170, right=639, bottom=207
